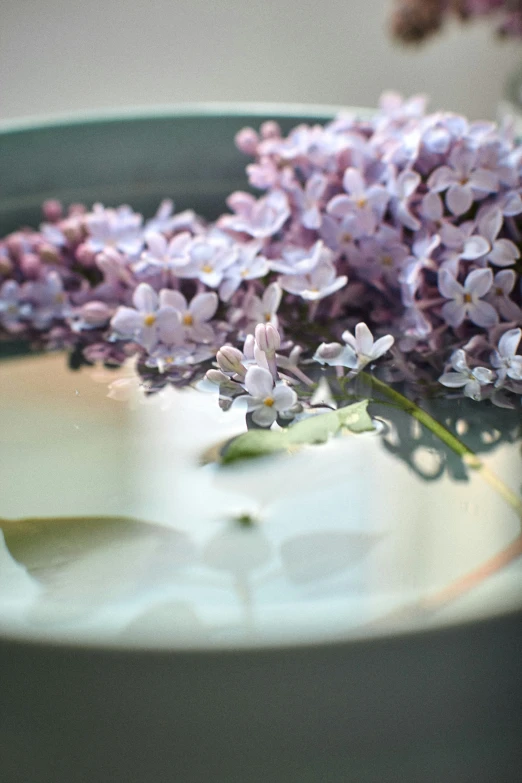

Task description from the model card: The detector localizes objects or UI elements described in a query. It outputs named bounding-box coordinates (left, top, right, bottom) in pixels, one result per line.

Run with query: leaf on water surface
left=220, top=400, right=375, bottom=465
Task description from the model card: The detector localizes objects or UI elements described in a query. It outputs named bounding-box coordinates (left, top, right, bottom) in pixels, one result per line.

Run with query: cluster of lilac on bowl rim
left=0, top=93, right=521, bottom=421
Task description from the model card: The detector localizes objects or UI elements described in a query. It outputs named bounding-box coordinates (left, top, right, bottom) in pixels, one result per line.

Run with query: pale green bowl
left=0, top=106, right=520, bottom=783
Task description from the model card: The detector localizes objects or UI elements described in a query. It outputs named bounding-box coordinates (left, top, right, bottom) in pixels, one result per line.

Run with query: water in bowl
left=0, top=351, right=520, bottom=648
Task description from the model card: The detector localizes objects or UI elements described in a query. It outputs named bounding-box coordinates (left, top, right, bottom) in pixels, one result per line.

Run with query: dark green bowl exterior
left=0, top=106, right=335, bottom=234
left=0, top=108, right=521, bottom=783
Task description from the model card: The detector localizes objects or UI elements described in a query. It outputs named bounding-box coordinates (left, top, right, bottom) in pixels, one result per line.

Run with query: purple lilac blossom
left=1, top=94, right=521, bottom=407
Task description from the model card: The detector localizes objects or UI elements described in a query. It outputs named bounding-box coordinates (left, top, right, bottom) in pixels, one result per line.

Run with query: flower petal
left=244, top=365, right=274, bottom=399
left=498, top=328, right=521, bottom=358
left=111, top=307, right=142, bottom=337
left=465, top=267, right=492, bottom=298
left=190, top=291, right=218, bottom=322
left=133, top=283, right=158, bottom=313
left=438, top=269, right=463, bottom=299
left=468, top=299, right=499, bottom=328
left=273, top=383, right=297, bottom=411
left=439, top=372, right=468, bottom=388
left=159, top=289, right=187, bottom=311
left=372, top=334, right=394, bottom=359
left=488, top=239, right=520, bottom=267
left=441, top=300, right=465, bottom=328
left=461, top=236, right=489, bottom=260
left=252, top=405, right=277, bottom=427
left=354, top=322, right=374, bottom=356
left=446, top=184, right=473, bottom=216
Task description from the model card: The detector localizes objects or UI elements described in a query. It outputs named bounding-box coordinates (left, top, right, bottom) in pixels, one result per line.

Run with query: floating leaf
left=221, top=400, right=374, bottom=465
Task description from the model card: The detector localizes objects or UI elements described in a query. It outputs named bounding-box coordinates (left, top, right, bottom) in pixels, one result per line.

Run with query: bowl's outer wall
left=0, top=111, right=521, bottom=783
left=0, top=111, right=332, bottom=233
left=1, top=612, right=521, bottom=783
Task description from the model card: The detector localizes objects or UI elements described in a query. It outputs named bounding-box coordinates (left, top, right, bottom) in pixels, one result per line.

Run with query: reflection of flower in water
left=90, top=362, right=173, bottom=411
left=376, top=394, right=521, bottom=483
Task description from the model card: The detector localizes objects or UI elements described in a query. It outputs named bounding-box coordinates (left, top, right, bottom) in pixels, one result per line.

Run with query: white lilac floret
left=240, top=365, right=297, bottom=427
left=490, top=328, right=522, bottom=387
left=314, top=322, right=394, bottom=372
left=439, top=349, right=496, bottom=401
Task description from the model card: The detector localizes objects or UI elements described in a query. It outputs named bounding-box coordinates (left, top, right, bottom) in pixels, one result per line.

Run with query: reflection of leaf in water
left=0, top=516, right=196, bottom=623
left=203, top=527, right=272, bottom=576
left=221, top=400, right=375, bottom=465
left=280, top=531, right=381, bottom=584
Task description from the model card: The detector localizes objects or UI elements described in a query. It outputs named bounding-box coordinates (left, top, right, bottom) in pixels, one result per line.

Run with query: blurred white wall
left=0, top=0, right=520, bottom=121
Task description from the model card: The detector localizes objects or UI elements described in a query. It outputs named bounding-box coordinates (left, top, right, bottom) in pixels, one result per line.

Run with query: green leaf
left=221, top=400, right=374, bottom=465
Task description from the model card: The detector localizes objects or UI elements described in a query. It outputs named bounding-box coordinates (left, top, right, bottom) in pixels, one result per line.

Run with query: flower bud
left=75, top=243, right=96, bottom=268
left=255, top=322, right=280, bottom=356
left=206, top=369, right=228, bottom=385
left=42, top=199, right=63, bottom=223
left=20, top=253, right=41, bottom=279
left=79, top=301, right=113, bottom=327
left=315, top=342, right=343, bottom=362
left=216, top=345, right=246, bottom=377
left=235, top=127, right=259, bottom=155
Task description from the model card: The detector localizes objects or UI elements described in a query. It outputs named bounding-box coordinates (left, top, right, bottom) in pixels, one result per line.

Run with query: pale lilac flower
left=218, top=241, right=269, bottom=301
left=286, top=172, right=328, bottom=230
left=159, top=290, right=218, bottom=343
left=40, top=222, right=67, bottom=249
left=327, top=167, right=389, bottom=222
left=0, top=280, right=29, bottom=332
left=270, top=240, right=326, bottom=275
left=71, top=301, right=113, bottom=332
left=25, top=271, right=70, bottom=329
left=243, top=282, right=282, bottom=328
left=134, top=231, right=192, bottom=277
left=400, top=233, right=440, bottom=294
left=176, top=234, right=237, bottom=288
left=496, top=189, right=522, bottom=218
left=241, top=365, right=297, bottom=427
left=490, top=328, right=522, bottom=386
left=84, top=204, right=144, bottom=257
left=314, top=322, right=394, bottom=371
left=427, top=145, right=499, bottom=217
left=439, top=349, right=496, bottom=401
left=386, top=167, right=422, bottom=230
left=144, top=200, right=201, bottom=236
left=110, top=282, right=182, bottom=351
left=96, top=248, right=135, bottom=287
left=341, top=322, right=395, bottom=370
left=486, top=270, right=522, bottom=322
left=220, top=190, right=290, bottom=238
left=320, top=211, right=376, bottom=252
left=475, top=207, right=520, bottom=268
left=439, top=220, right=489, bottom=275
left=438, top=267, right=498, bottom=328
left=146, top=342, right=212, bottom=373
left=357, top=226, right=409, bottom=286
left=279, top=259, right=347, bottom=301
left=398, top=306, right=432, bottom=350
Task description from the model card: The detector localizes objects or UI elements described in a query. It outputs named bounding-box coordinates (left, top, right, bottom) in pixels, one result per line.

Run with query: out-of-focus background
left=0, top=0, right=520, bottom=122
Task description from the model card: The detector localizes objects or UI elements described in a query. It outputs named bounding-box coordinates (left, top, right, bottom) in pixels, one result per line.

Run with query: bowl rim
left=0, top=101, right=372, bottom=136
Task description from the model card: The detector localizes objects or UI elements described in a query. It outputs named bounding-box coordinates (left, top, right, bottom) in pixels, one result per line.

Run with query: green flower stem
left=361, top=371, right=522, bottom=521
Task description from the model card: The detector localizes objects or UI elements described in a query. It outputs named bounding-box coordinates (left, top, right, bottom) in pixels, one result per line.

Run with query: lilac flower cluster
left=0, top=95, right=521, bottom=411
left=390, top=0, right=522, bottom=43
